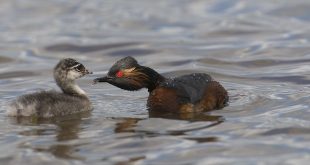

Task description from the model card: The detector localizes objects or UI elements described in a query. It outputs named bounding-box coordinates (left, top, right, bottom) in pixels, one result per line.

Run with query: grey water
left=0, top=0, right=310, bottom=164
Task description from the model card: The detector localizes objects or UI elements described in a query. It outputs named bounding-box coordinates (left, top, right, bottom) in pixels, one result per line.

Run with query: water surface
left=0, top=0, right=310, bottom=164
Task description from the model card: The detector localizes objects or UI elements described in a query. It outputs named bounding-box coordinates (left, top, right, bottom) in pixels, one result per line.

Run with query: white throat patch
left=67, top=70, right=82, bottom=80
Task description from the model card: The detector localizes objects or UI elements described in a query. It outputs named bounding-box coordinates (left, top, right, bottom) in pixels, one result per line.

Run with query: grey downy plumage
left=7, top=58, right=93, bottom=118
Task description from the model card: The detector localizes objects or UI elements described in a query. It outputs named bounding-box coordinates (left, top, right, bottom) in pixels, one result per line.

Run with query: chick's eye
left=71, top=64, right=83, bottom=72
left=75, top=64, right=84, bottom=71
left=116, top=71, right=123, bottom=78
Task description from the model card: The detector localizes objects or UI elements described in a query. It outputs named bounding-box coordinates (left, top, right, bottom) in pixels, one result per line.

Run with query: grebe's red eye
left=116, top=71, right=123, bottom=78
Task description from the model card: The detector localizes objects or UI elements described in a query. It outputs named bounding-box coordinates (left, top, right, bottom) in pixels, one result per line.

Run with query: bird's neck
left=56, top=79, right=87, bottom=97
left=140, top=66, right=166, bottom=92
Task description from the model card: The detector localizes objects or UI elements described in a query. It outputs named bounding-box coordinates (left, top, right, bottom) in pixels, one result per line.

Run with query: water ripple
left=1, top=0, right=310, bottom=164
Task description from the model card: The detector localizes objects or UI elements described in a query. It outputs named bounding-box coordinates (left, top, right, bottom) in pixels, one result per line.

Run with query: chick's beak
left=85, top=69, right=93, bottom=75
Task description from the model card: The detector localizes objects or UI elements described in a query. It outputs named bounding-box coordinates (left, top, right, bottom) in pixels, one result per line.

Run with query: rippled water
left=1, top=0, right=310, bottom=164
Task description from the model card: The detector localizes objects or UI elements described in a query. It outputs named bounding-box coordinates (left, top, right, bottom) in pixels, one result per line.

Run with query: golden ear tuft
left=123, top=67, right=136, bottom=73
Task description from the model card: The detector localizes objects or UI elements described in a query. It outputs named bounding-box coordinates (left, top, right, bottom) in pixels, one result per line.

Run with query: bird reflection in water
left=9, top=110, right=224, bottom=162
left=148, top=110, right=224, bottom=122
left=114, top=110, right=224, bottom=137
left=9, top=112, right=91, bottom=160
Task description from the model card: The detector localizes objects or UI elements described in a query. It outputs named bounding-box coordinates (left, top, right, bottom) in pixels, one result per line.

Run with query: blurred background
left=0, top=0, right=310, bottom=164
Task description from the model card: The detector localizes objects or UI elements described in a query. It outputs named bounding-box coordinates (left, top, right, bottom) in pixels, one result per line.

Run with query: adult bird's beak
left=93, top=75, right=112, bottom=84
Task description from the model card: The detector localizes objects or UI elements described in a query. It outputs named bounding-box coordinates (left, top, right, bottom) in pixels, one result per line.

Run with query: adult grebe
left=93, top=56, right=228, bottom=113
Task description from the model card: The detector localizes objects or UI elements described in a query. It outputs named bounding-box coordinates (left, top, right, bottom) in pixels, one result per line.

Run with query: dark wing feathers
left=160, top=73, right=213, bottom=104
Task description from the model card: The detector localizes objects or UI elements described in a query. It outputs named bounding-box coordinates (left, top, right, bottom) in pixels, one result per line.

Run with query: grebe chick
left=93, top=56, right=228, bottom=113
left=7, top=58, right=93, bottom=118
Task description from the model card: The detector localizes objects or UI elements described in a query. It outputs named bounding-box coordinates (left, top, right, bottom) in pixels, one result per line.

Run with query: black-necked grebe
left=93, top=56, right=228, bottom=113
left=7, top=58, right=93, bottom=117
